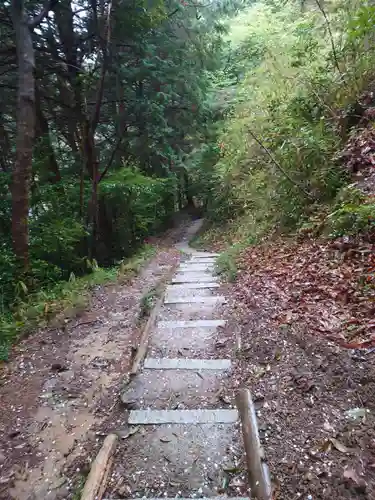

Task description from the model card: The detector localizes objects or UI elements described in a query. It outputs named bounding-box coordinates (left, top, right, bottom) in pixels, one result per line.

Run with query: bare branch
left=314, top=0, right=343, bottom=78
left=28, top=0, right=52, bottom=29
left=247, top=128, right=313, bottom=199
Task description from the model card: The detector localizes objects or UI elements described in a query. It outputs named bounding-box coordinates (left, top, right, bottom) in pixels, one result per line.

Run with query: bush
left=98, top=167, right=176, bottom=262
left=198, top=0, right=375, bottom=242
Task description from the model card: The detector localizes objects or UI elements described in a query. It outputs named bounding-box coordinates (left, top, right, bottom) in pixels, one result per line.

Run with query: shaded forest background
left=0, top=0, right=244, bottom=346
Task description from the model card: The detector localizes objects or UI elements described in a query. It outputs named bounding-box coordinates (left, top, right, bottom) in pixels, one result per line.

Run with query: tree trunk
left=35, top=85, right=62, bottom=183
left=11, top=4, right=36, bottom=271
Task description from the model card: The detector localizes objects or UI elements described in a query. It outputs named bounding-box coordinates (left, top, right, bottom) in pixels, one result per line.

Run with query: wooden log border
left=236, top=387, right=272, bottom=500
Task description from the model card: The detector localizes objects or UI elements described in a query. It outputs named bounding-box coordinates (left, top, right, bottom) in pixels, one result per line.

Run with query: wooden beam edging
left=236, top=387, right=272, bottom=500
left=130, top=259, right=180, bottom=376
left=81, top=433, right=118, bottom=500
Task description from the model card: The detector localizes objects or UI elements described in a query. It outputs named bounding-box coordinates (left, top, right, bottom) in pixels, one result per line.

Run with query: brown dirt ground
left=0, top=232, right=182, bottom=499
left=218, top=238, right=375, bottom=500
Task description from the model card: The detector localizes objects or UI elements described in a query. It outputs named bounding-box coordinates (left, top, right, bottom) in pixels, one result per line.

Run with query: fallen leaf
left=330, top=438, right=353, bottom=454
left=117, top=425, right=140, bottom=439
left=219, top=395, right=231, bottom=405
left=223, top=466, right=242, bottom=474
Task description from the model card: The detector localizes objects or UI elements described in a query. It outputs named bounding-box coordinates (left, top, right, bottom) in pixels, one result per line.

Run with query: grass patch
left=0, top=244, right=156, bottom=361
left=139, top=286, right=159, bottom=319
left=71, top=472, right=87, bottom=500
left=215, top=242, right=245, bottom=282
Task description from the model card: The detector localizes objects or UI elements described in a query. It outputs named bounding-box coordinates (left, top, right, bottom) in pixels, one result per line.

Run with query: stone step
left=158, top=319, right=226, bottom=328
left=129, top=408, right=238, bottom=424
left=190, top=252, right=219, bottom=258
left=179, top=264, right=215, bottom=271
left=165, top=287, right=214, bottom=300
left=107, top=497, right=248, bottom=500
left=172, top=274, right=219, bottom=283
left=188, top=260, right=217, bottom=266
left=166, top=282, right=220, bottom=290
left=164, top=295, right=225, bottom=305
left=144, top=358, right=231, bottom=370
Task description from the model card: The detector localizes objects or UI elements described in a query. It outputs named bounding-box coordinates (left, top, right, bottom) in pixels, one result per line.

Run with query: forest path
left=0, top=224, right=185, bottom=499
left=104, top=219, right=248, bottom=499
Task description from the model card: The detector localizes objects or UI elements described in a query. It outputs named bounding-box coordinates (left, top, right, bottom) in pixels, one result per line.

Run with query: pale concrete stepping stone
left=179, top=264, right=215, bottom=271
left=172, top=274, right=219, bottom=283
left=167, top=282, right=220, bottom=290
left=190, top=252, right=219, bottom=258
left=111, top=497, right=248, bottom=500
left=165, top=286, right=214, bottom=300
left=189, top=257, right=217, bottom=263
left=129, top=409, right=238, bottom=424
left=122, top=369, right=230, bottom=409
left=144, top=358, right=231, bottom=370
left=164, top=295, right=225, bottom=305
left=158, top=319, right=226, bottom=328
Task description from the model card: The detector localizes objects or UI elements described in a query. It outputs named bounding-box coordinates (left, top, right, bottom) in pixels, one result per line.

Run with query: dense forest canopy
left=0, top=0, right=245, bottom=307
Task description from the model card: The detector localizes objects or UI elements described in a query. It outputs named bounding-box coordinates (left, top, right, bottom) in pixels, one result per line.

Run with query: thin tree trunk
left=11, top=0, right=50, bottom=270
left=35, top=85, right=62, bottom=183
left=11, top=5, right=35, bottom=270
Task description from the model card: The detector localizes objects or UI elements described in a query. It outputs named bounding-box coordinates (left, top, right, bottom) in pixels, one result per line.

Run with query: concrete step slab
left=190, top=252, right=219, bottom=258
left=122, top=369, right=231, bottom=410
left=166, top=282, right=220, bottom=290
left=129, top=409, right=238, bottom=424
left=158, top=320, right=226, bottom=328
left=144, top=358, right=231, bottom=370
left=179, top=264, right=215, bottom=272
left=165, top=287, right=214, bottom=300
left=189, top=257, right=217, bottom=263
left=108, top=497, right=248, bottom=500
left=172, top=274, right=219, bottom=283
left=164, top=296, right=225, bottom=305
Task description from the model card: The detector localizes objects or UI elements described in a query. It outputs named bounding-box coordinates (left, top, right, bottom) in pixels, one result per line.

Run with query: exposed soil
left=219, top=237, right=375, bottom=499
left=0, top=233, right=182, bottom=499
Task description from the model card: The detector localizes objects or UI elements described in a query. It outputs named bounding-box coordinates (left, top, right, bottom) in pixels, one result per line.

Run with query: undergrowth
left=139, top=286, right=159, bottom=319
left=194, top=0, right=375, bottom=248
left=0, top=244, right=155, bottom=361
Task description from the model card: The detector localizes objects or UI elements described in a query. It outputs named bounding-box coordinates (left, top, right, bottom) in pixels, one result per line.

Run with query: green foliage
left=215, top=241, right=249, bottom=281
left=0, top=244, right=155, bottom=361
left=99, top=168, right=176, bottom=262
left=325, top=186, right=375, bottom=238
left=139, top=286, right=158, bottom=319
left=196, top=0, right=375, bottom=245
left=326, top=202, right=375, bottom=238
left=0, top=0, right=246, bottom=341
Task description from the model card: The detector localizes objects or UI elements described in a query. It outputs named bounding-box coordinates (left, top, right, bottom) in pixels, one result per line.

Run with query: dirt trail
left=105, top=222, right=247, bottom=498
left=0, top=238, right=181, bottom=499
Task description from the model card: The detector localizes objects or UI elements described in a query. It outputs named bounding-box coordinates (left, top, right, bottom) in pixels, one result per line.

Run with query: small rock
left=0, top=451, right=6, bottom=464
left=8, top=430, right=20, bottom=439
left=215, top=340, right=226, bottom=348
left=51, top=363, right=68, bottom=373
